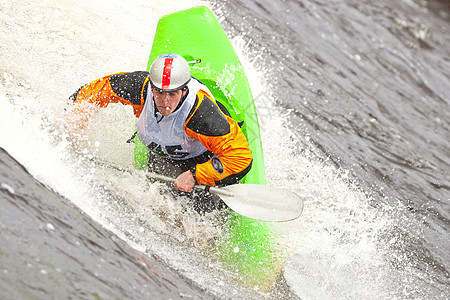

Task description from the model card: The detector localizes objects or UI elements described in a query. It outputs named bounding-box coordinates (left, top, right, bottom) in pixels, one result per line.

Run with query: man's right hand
left=173, top=170, right=196, bottom=192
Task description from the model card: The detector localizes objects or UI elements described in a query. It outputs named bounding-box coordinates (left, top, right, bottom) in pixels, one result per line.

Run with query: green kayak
left=134, top=6, right=287, bottom=291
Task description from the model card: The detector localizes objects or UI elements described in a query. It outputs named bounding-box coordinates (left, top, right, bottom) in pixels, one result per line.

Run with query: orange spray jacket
left=70, top=71, right=253, bottom=186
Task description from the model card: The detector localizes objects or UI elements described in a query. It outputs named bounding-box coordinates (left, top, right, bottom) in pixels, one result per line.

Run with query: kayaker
left=69, top=53, right=253, bottom=204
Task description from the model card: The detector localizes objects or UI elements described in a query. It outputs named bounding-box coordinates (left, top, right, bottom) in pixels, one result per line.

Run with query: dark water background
left=1, top=0, right=449, bottom=299
left=217, top=0, right=449, bottom=295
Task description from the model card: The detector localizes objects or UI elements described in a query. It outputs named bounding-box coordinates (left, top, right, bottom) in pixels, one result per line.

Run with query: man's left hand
left=174, top=170, right=196, bottom=192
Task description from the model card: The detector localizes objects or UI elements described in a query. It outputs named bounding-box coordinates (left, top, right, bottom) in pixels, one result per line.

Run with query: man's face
left=152, top=88, right=186, bottom=116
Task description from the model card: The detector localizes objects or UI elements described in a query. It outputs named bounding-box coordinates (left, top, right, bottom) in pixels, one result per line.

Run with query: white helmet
left=149, top=53, right=191, bottom=92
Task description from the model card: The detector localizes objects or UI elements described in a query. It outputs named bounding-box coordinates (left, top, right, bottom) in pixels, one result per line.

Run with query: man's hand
left=63, top=104, right=92, bottom=154
left=174, top=170, right=196, bottom=192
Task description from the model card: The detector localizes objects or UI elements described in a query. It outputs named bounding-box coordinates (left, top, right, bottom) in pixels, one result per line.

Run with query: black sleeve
left=186, top=95, right=230, bottom=136
left=108, top=71, right=149, bottom=105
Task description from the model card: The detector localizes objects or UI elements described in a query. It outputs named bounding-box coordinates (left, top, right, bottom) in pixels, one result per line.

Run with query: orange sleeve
left=71, top=72, right=149, bottom=117
left=184, top=90, right=252, bottom=186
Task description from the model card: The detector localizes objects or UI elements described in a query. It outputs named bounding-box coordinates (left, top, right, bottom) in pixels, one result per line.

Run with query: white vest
left=136, top=79, right=211, bottom=160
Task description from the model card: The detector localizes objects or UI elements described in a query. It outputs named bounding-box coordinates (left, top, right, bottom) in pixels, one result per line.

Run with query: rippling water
left=1, top=0, right=449, bottom=299
left=221, top=0, right=449, bottom=297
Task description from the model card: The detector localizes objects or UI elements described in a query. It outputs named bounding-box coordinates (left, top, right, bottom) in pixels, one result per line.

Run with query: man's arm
left=70, top=71, right=150, bottom=117
left=184, top=90, right=253, bottom=186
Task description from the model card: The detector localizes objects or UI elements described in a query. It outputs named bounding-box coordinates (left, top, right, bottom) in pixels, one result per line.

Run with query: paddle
left=146, top=171, right=304, bottom=222
left=91, top=158, right=303, bottom=222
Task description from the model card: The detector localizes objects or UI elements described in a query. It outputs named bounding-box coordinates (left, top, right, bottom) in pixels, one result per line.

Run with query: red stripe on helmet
left=161, top=58, right=174, bottom=90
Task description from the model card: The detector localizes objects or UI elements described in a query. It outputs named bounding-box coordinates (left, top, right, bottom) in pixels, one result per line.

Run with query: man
left=70, top=53, right=252, bottom=209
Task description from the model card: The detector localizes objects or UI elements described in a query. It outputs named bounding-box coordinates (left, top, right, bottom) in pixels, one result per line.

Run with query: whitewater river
left=1, top=0, right=448, bottom=299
